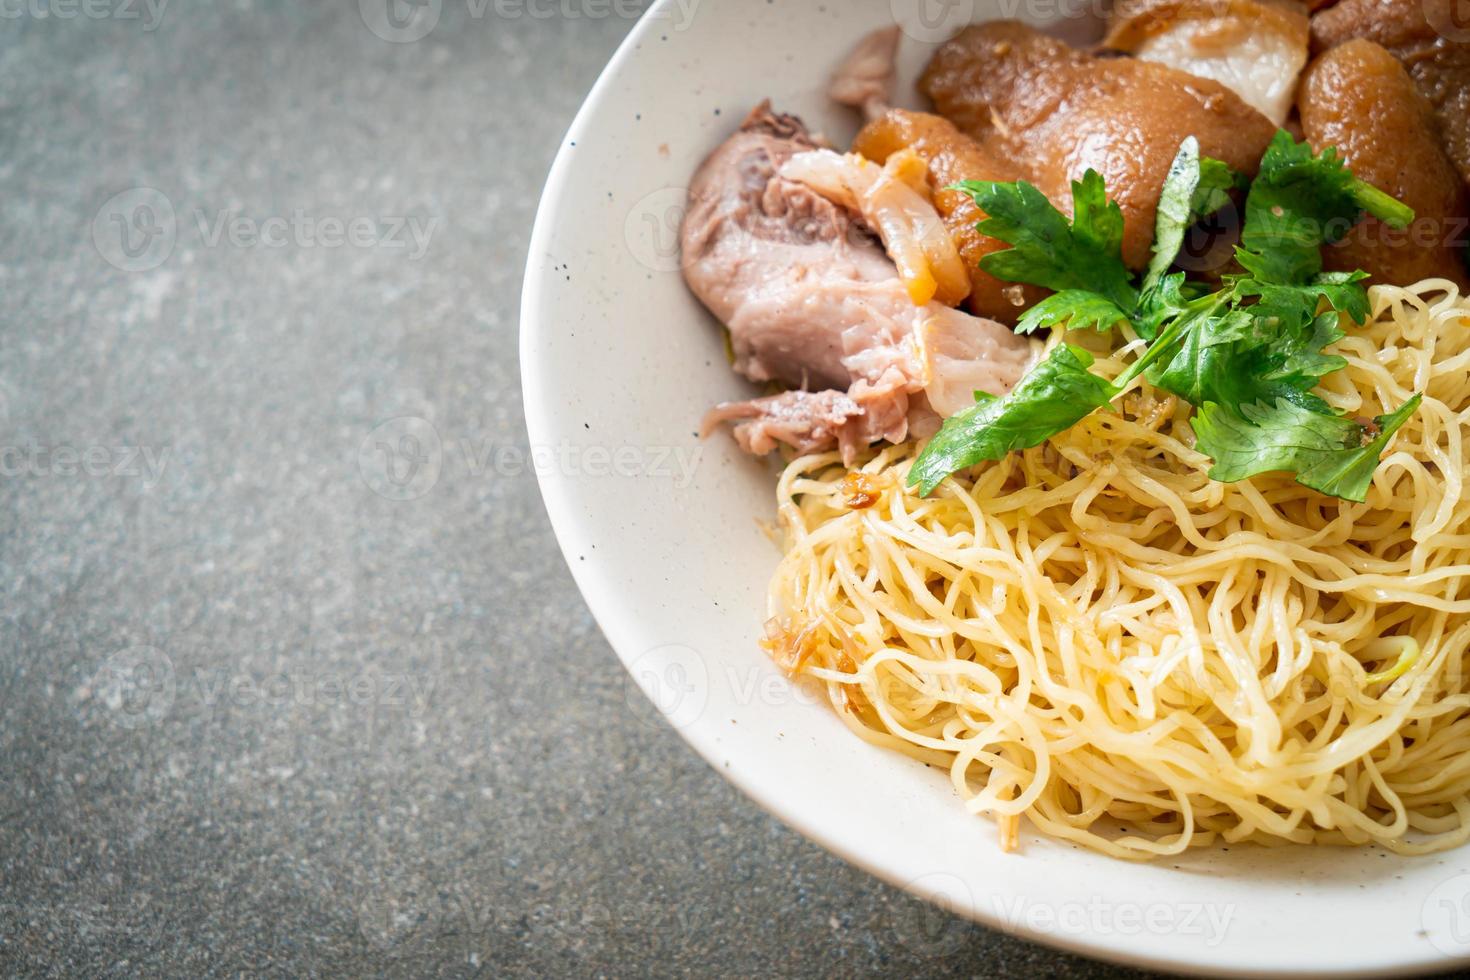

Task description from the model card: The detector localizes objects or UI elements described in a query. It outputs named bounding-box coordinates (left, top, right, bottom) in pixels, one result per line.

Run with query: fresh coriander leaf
left=1151, top=297, right=1348, bottom=413
left=1195, top=158, right=1242, bottom=219
left=1149, top=265, right=1370, bottom=412
left=1135, top=271, right=1200, bottom=341
left=1304, top=271, right=1373, bottom=324
left=1146, top=140, right=1202, bottom=291
left=1145, top=137, right=1242, bottom=291
left=1110, top=288, right=1238, bottom=395
left=1233, top=281, right=1319, bottom=334
left=923, top=136, right=1418, bottom=504
left=1193, top=395, right=1421, bottom=502
left=1235, top=271, right=1372, bottom=326
left=954, top=173, right=1138, bottom=312
left=1070, top=169, right=1127, bottom=264
left=1153, top=275, right=1363, bottom=410
left=1237, top=131, right=1415, bottom=285
left=1148, top=307, right=1260, bottom=406
left=1262, top=313, right=1349, bottom=397
left=908, top=344, right=1117, bottom=495
left=1015, top=290, right=1131, bottom=335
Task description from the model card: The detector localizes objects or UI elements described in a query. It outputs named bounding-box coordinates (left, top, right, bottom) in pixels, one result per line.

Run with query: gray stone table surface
left=0, top=3, right=1414, bottom=979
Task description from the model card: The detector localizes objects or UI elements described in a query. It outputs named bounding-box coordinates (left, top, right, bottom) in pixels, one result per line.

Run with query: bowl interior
left=520, top=2, right=1470, bottom=974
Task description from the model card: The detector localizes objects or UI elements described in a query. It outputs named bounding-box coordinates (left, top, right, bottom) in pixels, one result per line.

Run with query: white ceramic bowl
left=520, top=2, right=1470, bottom=974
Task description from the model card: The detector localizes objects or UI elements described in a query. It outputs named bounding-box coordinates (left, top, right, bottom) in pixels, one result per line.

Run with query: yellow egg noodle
left=764, top=279, right=1470, bottom=860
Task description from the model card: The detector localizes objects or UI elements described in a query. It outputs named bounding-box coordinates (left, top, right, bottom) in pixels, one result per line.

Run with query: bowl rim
left=519, top=4, right=1469, bottom=975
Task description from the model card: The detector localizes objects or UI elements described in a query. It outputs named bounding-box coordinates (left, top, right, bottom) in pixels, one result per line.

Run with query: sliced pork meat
left=852, top=108, right=1048, bottom=323
left=917, top=309, right=1031, bottom=418
left=921, top=20, right=1278, bottom=269
left=779, top=147, right=970, bottom=307
left=828, top=26, right=901, bottom=122
left=681, top=104, right=890, bottom=391
left=1104, top=0, right=1311, bottom=125
left=1299, top=40, right=1470, bottom=288
left=702, top=382, right=908, bottom=462
left=1311, top=0, right=1470, bottom=188
left=681, top=102, right=1035, bottom=463
left=702, top=301, right=1013, bottom=459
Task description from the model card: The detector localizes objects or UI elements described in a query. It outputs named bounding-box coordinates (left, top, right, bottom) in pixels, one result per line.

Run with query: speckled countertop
left=0, top=2, right=1231, bottom=977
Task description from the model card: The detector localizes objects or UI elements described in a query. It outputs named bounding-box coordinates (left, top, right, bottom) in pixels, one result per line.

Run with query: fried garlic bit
left=839, top=470, right=885, bottom=510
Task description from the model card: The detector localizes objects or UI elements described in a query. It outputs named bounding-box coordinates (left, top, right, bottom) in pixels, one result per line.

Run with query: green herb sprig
left=909, top=132, right=1420, bottom=503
